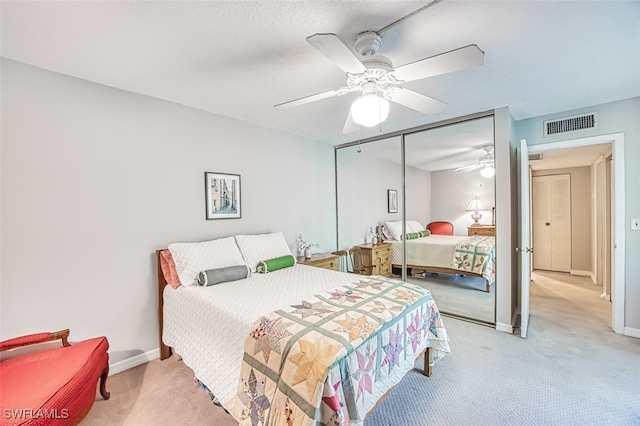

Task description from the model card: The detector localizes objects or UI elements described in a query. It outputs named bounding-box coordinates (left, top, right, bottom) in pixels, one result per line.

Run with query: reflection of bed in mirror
left=386, top=234, right=495, bottom=292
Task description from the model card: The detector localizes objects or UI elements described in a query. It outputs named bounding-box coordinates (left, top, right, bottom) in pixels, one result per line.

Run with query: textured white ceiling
left=2, top=1, right=639, bottom=147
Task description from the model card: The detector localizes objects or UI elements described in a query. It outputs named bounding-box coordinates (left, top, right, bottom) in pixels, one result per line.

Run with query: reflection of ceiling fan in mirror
left=454, top=145, right=495, bottom=177
left=274, top=29, right=484, bottom=134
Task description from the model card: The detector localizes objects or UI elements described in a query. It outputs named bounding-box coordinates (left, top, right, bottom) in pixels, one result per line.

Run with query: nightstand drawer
left=468, top=226, right=495, bottom=237
left=356, top=243, right=392, bottom=278
left=371, top=245, right=391, bottom=258
left=309, top=257, right=338, bottom=271
left=297, top=254, right=339, bottom=271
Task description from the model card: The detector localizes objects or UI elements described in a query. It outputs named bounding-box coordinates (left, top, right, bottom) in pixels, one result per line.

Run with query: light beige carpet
left=83, top=355, right=235, bottom=425
left=83, top=270, right=640, bottom=425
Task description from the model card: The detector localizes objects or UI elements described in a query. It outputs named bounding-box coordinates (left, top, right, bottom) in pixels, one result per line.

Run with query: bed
left=381, top=221, right=495, bottom=292
left=156, top=233, right=450, bottom=425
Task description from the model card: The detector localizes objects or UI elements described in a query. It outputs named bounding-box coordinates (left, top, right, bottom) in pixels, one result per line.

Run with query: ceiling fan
left=454, top=145, right=495, bottom=177
left=274, top=31, right=484, bottom=133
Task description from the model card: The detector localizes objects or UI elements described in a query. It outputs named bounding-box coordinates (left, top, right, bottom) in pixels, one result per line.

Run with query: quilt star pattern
left=231, top=276, right=450, bottom=425
left=452, top=235, right=496, bottom=284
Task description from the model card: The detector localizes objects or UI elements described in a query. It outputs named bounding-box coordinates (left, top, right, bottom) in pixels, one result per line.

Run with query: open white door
left=519, top=139, right=532, bottom=338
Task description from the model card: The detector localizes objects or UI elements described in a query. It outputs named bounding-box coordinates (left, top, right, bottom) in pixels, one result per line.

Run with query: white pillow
left=168, top=237, right=247, bottom=286
left=235, top=232, right=295, bottom=272
left=381, top=225, right=394, bottom=241
left=383, top=221, right=424, bottom=240
left=384, top=221, right=404, bottom=241
left=406, top=220, right=425, bottom=233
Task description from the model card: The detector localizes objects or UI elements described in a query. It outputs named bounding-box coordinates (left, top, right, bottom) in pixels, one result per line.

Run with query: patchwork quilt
left=231, top=277, right=450, bottom=425
left=451, top=236, right=496, bottom=284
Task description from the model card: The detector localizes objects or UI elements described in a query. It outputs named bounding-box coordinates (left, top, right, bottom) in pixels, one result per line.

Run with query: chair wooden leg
left=99, top=365, right=111, bottom=400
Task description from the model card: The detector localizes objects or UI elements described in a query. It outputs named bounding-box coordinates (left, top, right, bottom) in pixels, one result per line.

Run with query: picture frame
left=387, top=189, right=398, bottom=213
left=204, top=172, right=241, bottom=220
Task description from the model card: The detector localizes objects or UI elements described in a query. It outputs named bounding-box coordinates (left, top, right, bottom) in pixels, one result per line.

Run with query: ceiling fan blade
left=393, top=44, right=484, bottom=83
left=386, top=87, right=447, bottom=115
left=454, top=163, right=483, bottom=172
left=307, top=33, right=367, bottom=74
left=342, top=110, right=358, bottom=134
left=274, top=88, right=341, bottom=109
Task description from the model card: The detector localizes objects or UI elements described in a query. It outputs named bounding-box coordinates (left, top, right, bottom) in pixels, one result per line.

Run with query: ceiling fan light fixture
left=480, top=164, right=495, bottom=178
left=351, top=93, right=390, bottom=127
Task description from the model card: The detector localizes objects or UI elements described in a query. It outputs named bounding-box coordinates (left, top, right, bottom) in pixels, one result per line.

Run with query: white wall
left=336, top=143, right=431, bottom=250
left=495, top=106, right=516, bottom=332
left=0, top=59, right=337, bottom=362
left=431, top=169, right=495, bottom=236
left=516, top=97, right=640, bottom=331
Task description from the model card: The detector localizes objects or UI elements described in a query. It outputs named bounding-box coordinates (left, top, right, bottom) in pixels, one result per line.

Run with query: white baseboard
left=496, top=322, right=513, bottom=333
left=109, top=348, right=160, bottom=376
left=571, top=270, right=596, bottom=283
left=624, top=327, right=640, bottom=339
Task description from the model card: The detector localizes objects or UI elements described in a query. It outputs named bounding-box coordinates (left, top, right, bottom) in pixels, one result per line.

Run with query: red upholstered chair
left=427, top=221, right=454, bottom=235
left=0, top=329, right=110, bottom=425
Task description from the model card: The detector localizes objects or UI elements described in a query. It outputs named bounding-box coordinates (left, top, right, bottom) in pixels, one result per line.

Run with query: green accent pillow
left=403, top=230, right=431, bottom=240
left=256, top=255, right=295, bottom=273
left=196, top=265, right=248, bottom=286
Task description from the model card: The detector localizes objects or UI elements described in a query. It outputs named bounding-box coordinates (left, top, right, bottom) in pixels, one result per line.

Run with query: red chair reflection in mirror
left=427, top=221, right=454, bottom=235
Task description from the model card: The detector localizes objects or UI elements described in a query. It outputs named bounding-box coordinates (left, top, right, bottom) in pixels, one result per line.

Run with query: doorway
left=531, top=173, right=572, bottom=272
left=522, top=133, right=625, bottom=335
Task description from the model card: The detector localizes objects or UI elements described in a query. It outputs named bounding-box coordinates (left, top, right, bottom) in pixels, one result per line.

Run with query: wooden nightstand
left=296, top=253, right=339, bottom=271
left=356, top=242, right=392, bottom=277
left=468, top=225, right=496, bottom=237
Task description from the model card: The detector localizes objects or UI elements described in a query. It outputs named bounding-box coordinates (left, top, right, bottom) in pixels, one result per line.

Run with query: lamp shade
left=351, top=94, right=390, bottom=127
left=466, top=196, right=487, bottom=212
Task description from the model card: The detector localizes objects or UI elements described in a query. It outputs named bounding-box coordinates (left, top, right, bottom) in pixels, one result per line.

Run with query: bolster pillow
left=197, top=265, right=248, bottom=286
left=256, top=255, right=295, bottom=273
left=403, top=230, right=431, bottom=240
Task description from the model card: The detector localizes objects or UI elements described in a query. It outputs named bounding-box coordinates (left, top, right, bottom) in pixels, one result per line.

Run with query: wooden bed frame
left=393, top=263, right=491, bottom=293
left=156, top=249, right=173, bottom=361
left=156, top=249, right=435, bottom=378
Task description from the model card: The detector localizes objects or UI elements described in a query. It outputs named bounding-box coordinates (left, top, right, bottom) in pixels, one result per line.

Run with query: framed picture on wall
left=204, top=172, right=241, bottom=220
left=387, top=189, right=398, bottom=213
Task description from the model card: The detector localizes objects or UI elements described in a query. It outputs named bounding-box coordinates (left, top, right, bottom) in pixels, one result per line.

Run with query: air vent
left=544, top=112, right=597, bottom=137
left=528, top=153, right=543, bottom=161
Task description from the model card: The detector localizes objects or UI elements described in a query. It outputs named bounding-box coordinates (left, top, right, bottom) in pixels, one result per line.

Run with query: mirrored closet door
left=335, top=114, right=497, bottom=324
left=336, top=136, right=402, bottom=278
left=402, top=117, right=496, bottom=324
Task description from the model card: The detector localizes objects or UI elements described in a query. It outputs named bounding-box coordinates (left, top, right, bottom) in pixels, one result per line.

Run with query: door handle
left=516, top=247, right=534, bottom=253
left=545, top=222, right=550, bottom=226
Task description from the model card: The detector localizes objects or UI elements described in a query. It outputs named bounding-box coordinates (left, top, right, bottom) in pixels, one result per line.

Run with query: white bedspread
left=387, top=235, right=471, bottom=268
left=162, top=264, right=371, bottom=410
